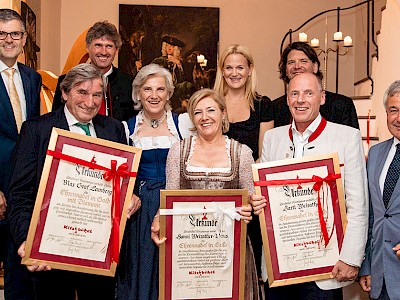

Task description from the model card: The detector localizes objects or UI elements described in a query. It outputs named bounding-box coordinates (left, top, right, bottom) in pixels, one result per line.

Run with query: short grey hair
left=0, top=9, right=25, bottom=31
left=60, top=63, right=104, bottom=102
left=132, top=64, right=174, bottom=110
left=383, top=80, right=400, bottom=108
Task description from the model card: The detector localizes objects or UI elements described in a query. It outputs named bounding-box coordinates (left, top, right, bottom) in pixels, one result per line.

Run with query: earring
left=222, top=118, right=226, bottom=126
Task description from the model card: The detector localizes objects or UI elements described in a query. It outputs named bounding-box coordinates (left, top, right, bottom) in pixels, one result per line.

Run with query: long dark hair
left=279, top=42, right=323, bottom=84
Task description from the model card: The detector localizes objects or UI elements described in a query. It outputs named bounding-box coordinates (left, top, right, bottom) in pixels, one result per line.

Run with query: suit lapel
left=375, top=139, right=392, bottom=189
left=58, top=108, right=70, bottom=130
left=18, top=63, right=33, bottom=119
left=92, top=115, right=109, bottom=140
left=374, top=138, right=399, bottom=209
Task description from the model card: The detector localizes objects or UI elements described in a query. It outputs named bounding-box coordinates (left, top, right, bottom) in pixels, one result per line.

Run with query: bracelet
left=154, top=215, right=160, bottom=218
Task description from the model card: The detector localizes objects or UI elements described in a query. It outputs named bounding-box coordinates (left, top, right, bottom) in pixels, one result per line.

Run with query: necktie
left=383, top=143, right=400, bottom=208
left=4, top=68, right=22, bottom=132
left=75, top=123, right=91, bottom=136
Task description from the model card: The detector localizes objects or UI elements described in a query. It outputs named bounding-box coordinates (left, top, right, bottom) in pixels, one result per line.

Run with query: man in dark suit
left=0, top=8, right=41, bottom=299
left=52, top=21, right=136, bottom=121
left=272, top=42, right=359, bottom=129
left=359, top=80, right=400, bottom=300
left=7, top=64, right=133, bottom=299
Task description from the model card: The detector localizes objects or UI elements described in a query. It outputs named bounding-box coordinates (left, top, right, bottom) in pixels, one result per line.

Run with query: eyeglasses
left=0, top=31, right=25, bottom=40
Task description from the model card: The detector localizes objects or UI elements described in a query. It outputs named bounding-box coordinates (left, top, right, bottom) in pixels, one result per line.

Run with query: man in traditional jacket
left=255, top=73, right=367, bottom=300
left=52, top=21, right=136, bottom=121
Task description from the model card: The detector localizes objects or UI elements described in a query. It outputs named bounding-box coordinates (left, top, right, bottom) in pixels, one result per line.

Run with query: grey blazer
left=360, top=138, right=400, bottom=300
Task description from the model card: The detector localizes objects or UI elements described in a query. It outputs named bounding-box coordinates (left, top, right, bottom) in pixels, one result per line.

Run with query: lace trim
left=186, top=165, right=231, bottom=173
left=129, top=110, right=180, bottom=149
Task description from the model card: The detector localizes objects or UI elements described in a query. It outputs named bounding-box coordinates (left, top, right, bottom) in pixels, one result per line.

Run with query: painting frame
left=118, top=4, right=219, bottom=113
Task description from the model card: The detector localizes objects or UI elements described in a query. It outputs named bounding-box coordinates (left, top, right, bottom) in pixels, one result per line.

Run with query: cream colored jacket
left=261, top=119, right=368, bottom=290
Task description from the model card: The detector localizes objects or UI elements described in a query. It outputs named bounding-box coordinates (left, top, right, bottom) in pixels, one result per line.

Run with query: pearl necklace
left=142, top=111, right=167, bottom=128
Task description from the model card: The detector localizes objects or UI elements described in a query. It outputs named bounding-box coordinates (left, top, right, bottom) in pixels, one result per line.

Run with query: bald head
left=287, top=73, right=325, bottom=133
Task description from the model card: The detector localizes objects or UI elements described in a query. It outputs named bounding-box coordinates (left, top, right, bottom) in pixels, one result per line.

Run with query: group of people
left=0, top=7, right=399, bottom=300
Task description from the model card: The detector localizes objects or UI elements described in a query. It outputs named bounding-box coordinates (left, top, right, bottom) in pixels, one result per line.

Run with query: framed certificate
left=22, top=128, right=141, bottom=276
left=159, top=189, right=247, bottom=300
left=252, top=153, right=346, bottom=287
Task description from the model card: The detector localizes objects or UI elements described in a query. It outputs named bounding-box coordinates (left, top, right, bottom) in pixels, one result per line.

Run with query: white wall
left=0, top=0, right=18, bottom=10
left=39, top=0, right=60, bottom=74
left=40, top=0, right=358, bottom=100
left=370, top=0, right=400, bottom=140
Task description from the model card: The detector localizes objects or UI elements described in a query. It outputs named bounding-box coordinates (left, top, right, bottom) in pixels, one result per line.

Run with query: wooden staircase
left=353, top=94, right=379, bottom=155
left=352, top=0, right=387, bottom=156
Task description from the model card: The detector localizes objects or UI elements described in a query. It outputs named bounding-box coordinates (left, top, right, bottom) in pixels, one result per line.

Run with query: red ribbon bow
left=254, top=172, right=341, bottom=248
left=311, top=174, right=340, bottom=247
left=103, top=160, right=132, bottom=264
left=47, top=149, right=137, bottom=263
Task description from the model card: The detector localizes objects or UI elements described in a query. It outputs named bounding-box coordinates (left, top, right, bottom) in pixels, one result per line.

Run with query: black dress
left=225, top=95, right=274, bottom=279
left=226, top=95, right=274, bottom=161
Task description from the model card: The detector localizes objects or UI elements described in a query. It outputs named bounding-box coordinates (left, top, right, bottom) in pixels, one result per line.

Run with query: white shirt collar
left=103, top=65, right=113, bottom=78
left=64, top=105, right=94, bottom=127
left=393, top=136, right=400, bottom=147
left=291, top=113, right=322, bottom=139
left=0, top=60, right=19, bottom=73
left=291, top=114, right=322, bottom=158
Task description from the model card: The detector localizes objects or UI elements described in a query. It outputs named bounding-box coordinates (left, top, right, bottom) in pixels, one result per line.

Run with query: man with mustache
left=52, top=21, right=136, bottom=121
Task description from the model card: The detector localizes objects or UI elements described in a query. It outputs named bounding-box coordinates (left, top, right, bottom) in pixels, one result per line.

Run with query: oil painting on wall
left=119, top=5, right=219, bottom=113
left=21, top=1, right=40, bottom=70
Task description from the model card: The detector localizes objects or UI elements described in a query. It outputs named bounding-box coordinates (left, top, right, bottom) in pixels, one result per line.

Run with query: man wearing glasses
left=0, top=8, right=42, bottom=300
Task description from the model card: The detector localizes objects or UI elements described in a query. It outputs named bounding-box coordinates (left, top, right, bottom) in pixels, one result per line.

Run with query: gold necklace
left=142, top=111, right=167, bottom=128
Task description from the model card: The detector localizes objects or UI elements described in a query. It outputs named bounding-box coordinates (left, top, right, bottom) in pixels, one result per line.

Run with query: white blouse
left=123, top=110, right=193, bottom=150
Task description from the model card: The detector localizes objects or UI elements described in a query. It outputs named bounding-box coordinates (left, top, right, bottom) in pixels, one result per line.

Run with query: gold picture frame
left=22, top=128, right=141, bottom=276
left=159, top=189, right=247, bottom=299
left=252, top=153, right=347, bottom=287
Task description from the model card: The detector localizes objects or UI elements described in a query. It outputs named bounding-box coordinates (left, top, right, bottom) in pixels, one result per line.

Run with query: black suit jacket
left=0, top=63, right=41, bottom=195
left=7, top=108, right=127, bottom=247
left=52, top=67, right=136, bottom=121
left=272, top=90, right=359, bottom=129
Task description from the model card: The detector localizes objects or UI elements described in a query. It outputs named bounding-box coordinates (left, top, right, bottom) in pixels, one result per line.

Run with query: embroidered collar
left=289, top=117, right=327, bottom=143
